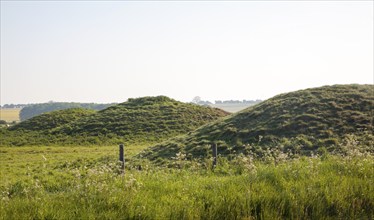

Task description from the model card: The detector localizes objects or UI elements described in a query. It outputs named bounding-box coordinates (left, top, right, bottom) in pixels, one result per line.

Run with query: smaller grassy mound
left=56, top=96, right=229, bottom=143
left=9, top=108, right=96, bottom=132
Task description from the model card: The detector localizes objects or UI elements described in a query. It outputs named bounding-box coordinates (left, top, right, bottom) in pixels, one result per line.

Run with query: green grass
left=0, top=145, right=148, bottom=187
left=1, top=145, right=373, bottom=219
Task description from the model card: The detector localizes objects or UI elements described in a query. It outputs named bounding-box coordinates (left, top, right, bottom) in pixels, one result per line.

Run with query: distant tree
left=197, top=100, right=212, bottom=105
left=1, top=104, right=29, bottom=109
left=0, top=120, right=7, bottom=125
left=3, top=104, right=15, bottom=108
left=192, top=96, right=202, bottom=104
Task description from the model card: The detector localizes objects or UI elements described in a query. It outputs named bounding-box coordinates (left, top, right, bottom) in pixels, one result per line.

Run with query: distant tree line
left=19, top=102, right=115, bottom=121
left=214, top=99, right=262, bottom=104
left=191, top=96, right=261, bottom=105
left=1, top=104, right=29, bottom=108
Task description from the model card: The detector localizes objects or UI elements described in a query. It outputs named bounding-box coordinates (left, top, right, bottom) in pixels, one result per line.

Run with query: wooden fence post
left=119, top=144, right=125, bottom=174
left=212, top=143, right=217, bottom=168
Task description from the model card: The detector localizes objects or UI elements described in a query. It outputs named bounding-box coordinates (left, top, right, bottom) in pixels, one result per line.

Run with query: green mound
left=54, top=96, right=229, bottom=143
left=143, top=85, right=374, bottom=160
left=10, top=108, right=96, bottom=132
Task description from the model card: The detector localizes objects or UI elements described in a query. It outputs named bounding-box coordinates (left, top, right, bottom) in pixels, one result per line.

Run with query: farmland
left=0, top=108, right=20, bottom=123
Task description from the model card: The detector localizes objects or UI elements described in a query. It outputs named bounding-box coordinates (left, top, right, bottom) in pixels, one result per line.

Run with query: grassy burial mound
left=55, top=96, right=230, bottom=143
left=9, top=108, right=96, bottom=132
left=143, top=84, right=374, bottom=161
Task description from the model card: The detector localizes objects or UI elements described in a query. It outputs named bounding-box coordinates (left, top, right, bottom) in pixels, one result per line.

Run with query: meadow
left=0, top=108, right=20, bottom=123
left=1, top=144, right=373, bottom=219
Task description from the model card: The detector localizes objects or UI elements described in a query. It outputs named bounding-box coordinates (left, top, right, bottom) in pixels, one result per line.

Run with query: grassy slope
left=143, top=84, right=374, bottom=160
left=55, top=96, right=229, bottom=143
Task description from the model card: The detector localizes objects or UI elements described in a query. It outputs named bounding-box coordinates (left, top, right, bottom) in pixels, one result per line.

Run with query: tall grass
left=1, top=146, right=373, bottom=219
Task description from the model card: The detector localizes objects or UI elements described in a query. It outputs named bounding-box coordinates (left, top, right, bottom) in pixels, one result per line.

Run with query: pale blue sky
left=1, top=1, right=373, bottom=104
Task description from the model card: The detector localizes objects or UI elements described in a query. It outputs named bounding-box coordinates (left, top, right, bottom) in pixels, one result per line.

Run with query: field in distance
left=0, top=108, right=20, bottom=123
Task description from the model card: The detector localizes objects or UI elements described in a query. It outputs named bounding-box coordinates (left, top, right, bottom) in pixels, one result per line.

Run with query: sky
left=1, top=1, right=373, bottom=104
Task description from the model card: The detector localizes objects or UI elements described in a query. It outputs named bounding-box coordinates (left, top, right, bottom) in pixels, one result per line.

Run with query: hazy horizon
left=0, top=83, right=372, bottom=106
left=1, top=1, right=373, bottom=105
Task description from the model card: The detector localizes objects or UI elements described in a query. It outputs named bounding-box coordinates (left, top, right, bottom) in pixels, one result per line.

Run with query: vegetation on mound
left=1, top=96, right=229, bottom=146
left=10, top=108, right=96, bottom=132
left=53, top=96, right=229, bottom=143
left=142, top=84, right=374, bottom=160
left=20, top=102, right=114, bottom=121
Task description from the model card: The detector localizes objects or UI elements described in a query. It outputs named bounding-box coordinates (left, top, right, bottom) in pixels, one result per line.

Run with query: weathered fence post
left=212, top=143, right=217, bottom=168
left=119, top=144, right=125, bottom=174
